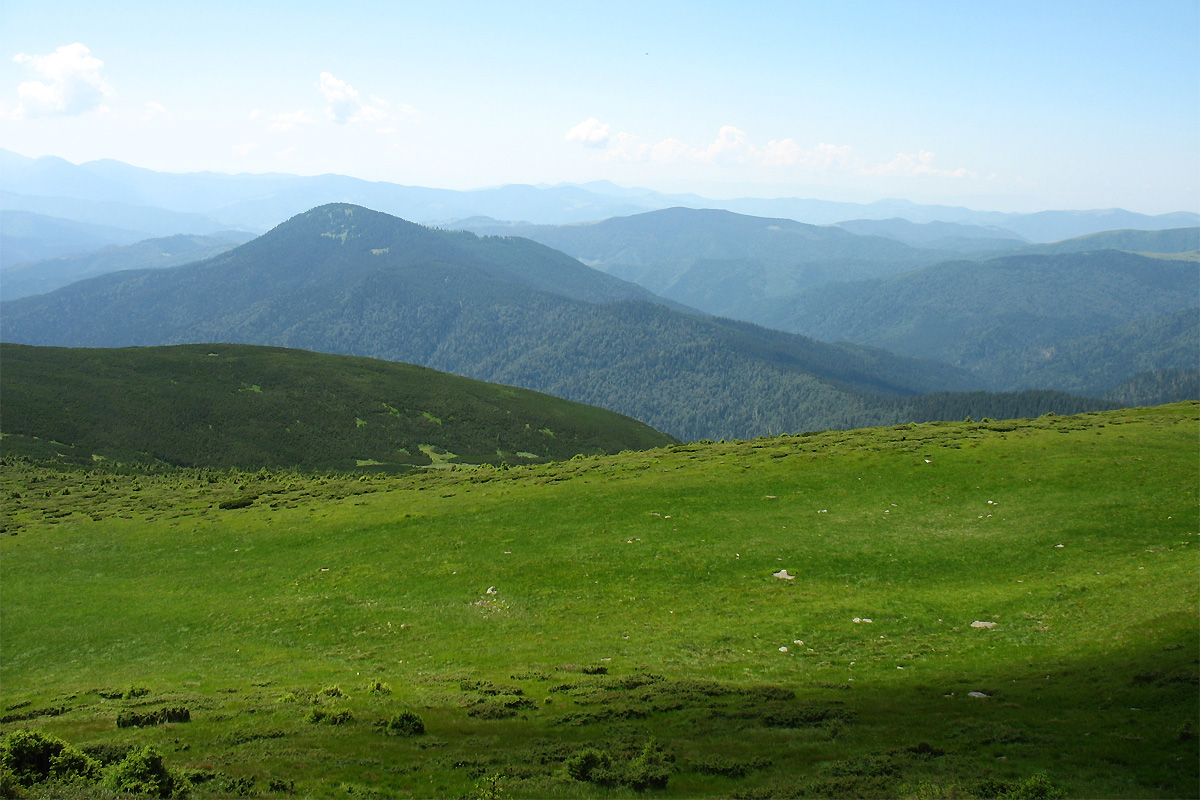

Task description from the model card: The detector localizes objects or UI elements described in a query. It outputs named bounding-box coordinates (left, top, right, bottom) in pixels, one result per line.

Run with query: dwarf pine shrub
left=101, top=746, right=176, bottom=798
left=1, top=729, right=99, bottom=786
left=382, top=710, right=425, bottom=736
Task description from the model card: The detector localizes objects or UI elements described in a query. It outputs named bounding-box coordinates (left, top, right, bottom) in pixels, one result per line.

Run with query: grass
left=2, top=403, right=1197, bottom=798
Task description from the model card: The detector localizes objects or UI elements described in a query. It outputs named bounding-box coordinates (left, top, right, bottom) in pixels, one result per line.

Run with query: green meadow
left=2, top=404, right=1197, bottom=798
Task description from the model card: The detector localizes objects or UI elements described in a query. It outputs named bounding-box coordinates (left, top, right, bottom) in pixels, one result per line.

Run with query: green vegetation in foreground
left=0, top=342, right=675, bottom=471
left=1, top=404, right=1197, bottom=798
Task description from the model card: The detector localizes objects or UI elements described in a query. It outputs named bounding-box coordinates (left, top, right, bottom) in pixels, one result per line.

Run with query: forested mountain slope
left=765, top=250, right=1198, bottom=393
left=0, top=204, right=983, bottom=440
left=457, top=207, right=955, bottom=322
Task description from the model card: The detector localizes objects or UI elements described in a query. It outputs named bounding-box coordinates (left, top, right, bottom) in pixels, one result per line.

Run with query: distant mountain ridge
left=455, top=207, right=955, bottom=321
left=0, top=231, right=254, bottom=300
left=3, top=149, right=1195, bottom=241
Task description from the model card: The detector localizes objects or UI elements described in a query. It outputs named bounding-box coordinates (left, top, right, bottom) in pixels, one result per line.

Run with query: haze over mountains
left=3, top=149, right=1196, bottom=245
left=1, top=150, right=1195, bottom=442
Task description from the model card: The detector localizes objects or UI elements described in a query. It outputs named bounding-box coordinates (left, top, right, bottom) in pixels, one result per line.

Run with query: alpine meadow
left=1, top=3, right=1199, bottom=799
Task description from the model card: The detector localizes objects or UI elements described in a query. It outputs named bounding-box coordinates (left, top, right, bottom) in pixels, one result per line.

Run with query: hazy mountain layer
left=457, top=207, right=953, bottom=321
left=1, top=203, right=985, bottom=440
left=4, top=149, right=1196, bottom=239
left=0, top=210, right=147, bottom=269
left=0, top=231, right=254, bottom=300
left=764, top=251, right=1198, bottom=393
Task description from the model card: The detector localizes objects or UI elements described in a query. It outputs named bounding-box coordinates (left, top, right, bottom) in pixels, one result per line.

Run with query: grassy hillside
left=2, top=403, right=1196, bottom=798
left=0, top=343, right=676, bottom=471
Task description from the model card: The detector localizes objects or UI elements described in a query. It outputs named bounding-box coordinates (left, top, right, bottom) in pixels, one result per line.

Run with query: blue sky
left=1, top=0, right=1196, bottom=213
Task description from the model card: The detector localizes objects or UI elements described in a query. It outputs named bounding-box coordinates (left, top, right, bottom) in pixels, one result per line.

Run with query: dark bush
left=116, top=706, right=190, bottom=728
left=0, top=729, right=99, bottom=786
left=467, top=703, right=517, bottom=720
left=564, top=748, right=609, bottom=782
left=305, top=707, right=353, bottom=725
left=382, top=710, right=425, bottom=736
left=691, top=754, right=773, bottom=778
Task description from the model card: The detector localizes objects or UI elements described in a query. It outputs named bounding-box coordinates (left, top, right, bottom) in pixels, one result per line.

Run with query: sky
left=0, top=0, right=1196, bottom=214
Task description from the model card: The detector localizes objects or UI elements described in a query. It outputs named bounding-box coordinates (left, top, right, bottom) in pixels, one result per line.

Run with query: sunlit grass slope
left=2, top=404, right=1197, bottom=798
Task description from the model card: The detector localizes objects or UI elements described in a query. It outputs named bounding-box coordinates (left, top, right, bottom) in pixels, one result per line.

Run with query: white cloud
left=864, top=149, right=975, bottom=178
left=268, top=109, right=313, bottom=132
left=565, top=116, right=612, bottom=147
left=566, top=119, right=978, bottom=181
left=695, top=125, right=757, bottom=164
left=603, top=131, right=650, bottom=161
left=231, top=142, right=257, bottom=157
left=248, top=108, right=262, bottom=120
left=318, top=72, right=390, bottom=125
left=141, top=101, right=166, bottom=122
left=649, top=138, right=692, bottom=162
left=8, top=43, right=114, bottom=119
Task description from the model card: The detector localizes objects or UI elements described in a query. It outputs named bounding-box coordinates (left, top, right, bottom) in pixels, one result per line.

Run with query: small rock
left=968, top=691, right=990, bottom=698
left=773, top=569, right=795, bottom=580
left=486, top=586, right=497, bottom=595
left=970, top=621, right=997, bottom=628
left=778, top=646, right=788, bottom=652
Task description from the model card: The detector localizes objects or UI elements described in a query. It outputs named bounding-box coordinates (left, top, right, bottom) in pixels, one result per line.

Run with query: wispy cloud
left=141, top=101, right=166, bottom=122
left=318, top=72, right=389, bottom=125
left=566, top=118, right=975, bottom=179
left=7, top=43, right=114, bottom=119
left=268, top=109, right=313, bottom=132
left=862, top=149, right=976, bottom=178
left=231, top=142, right=257, bottom=157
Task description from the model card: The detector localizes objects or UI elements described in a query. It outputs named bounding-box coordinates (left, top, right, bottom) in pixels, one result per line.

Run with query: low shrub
left=1, top=729, right=99, bottom=786
left=101, top=745, right=176, bottom=798
left=563, top=740, right=674, bottom=790
left=691, top=754, right=773, bottom=778
left=998, top=773, right=1067, bottom=800
left=305, top=707, right=353, bottom=725
left=381, top=710, right=425, bottom=736
left=116, top=706, right=190, bottom=728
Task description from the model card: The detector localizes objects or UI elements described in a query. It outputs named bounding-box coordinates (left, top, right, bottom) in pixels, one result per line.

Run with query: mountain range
left=6, top=203, right=1088, bottom=442
left=4, top=149, right=1196, bottom=243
